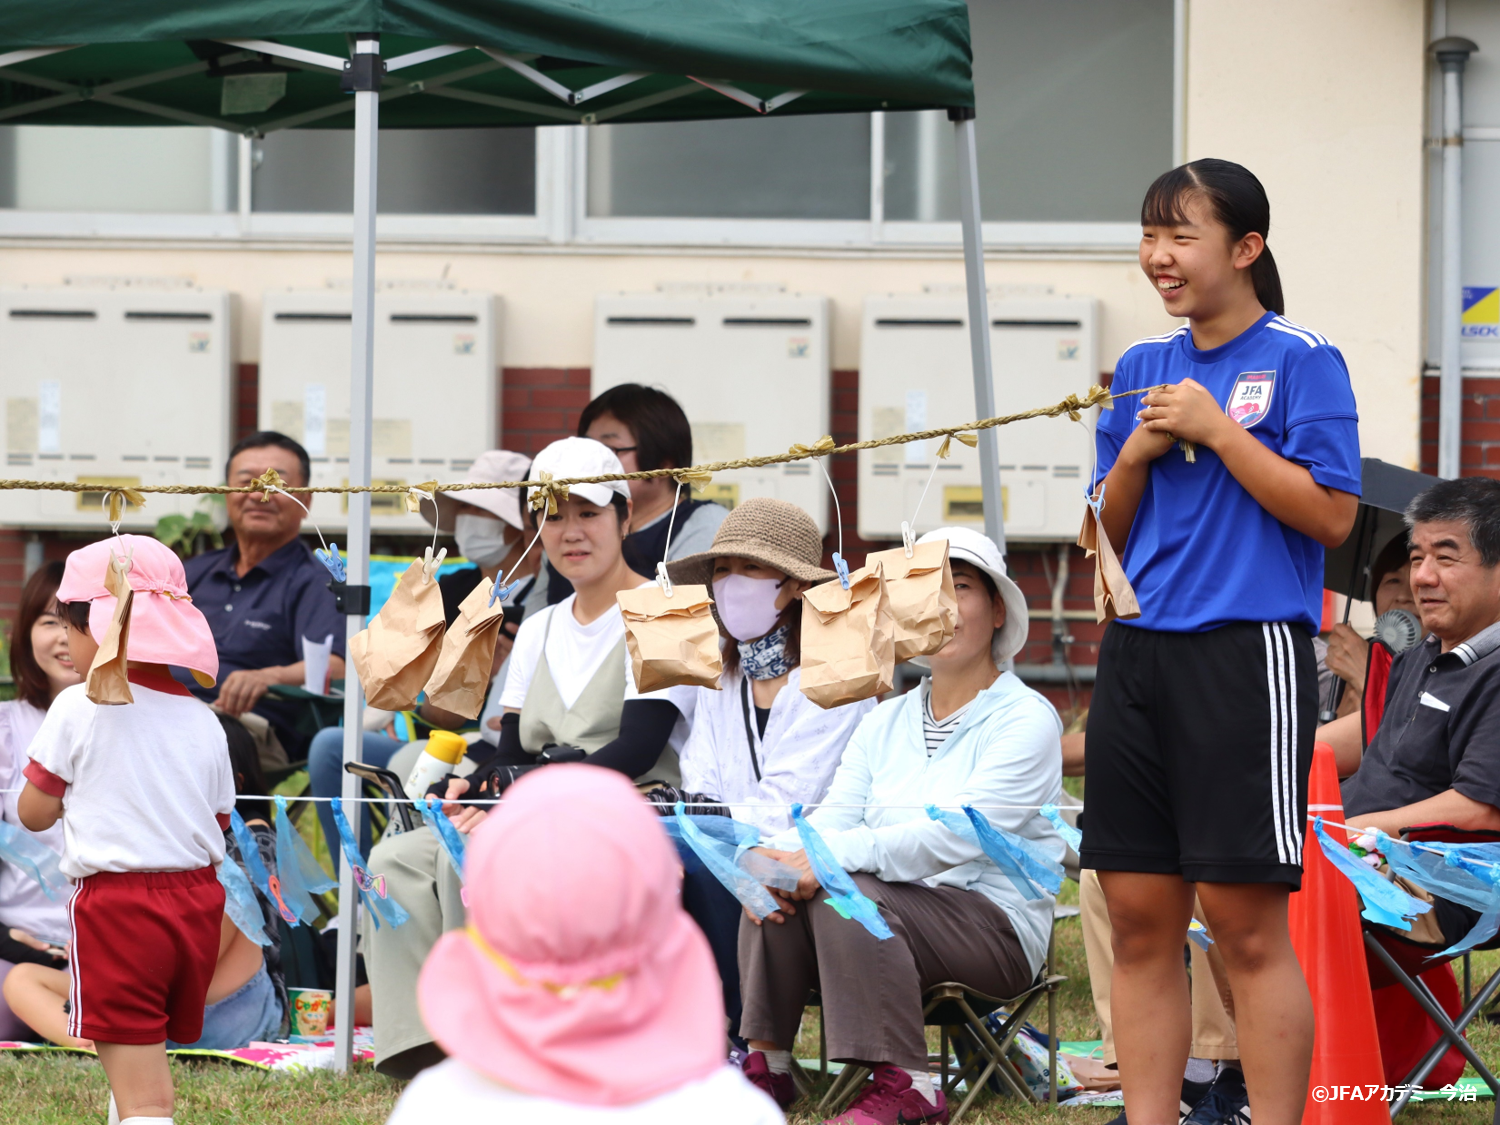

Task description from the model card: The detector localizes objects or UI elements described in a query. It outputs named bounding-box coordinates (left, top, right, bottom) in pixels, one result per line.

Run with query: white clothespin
left=900, top=520, right=916, bottom=559
left=656, top=560, right=674, bottom=598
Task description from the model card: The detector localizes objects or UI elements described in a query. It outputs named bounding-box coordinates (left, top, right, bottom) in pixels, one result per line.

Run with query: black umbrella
left=1318, top=458, right=1436, bottom=720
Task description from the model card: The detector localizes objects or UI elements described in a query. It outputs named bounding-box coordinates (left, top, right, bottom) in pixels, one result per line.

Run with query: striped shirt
left=922, top=681, right=973, bottom=757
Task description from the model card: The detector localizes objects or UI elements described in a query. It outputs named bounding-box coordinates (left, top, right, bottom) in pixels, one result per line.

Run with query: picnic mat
left=0, top=1026, right=374, bottom=1072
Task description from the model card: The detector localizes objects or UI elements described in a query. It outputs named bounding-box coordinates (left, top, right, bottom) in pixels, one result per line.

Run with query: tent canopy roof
left=0, top=1, right=973, bottom=131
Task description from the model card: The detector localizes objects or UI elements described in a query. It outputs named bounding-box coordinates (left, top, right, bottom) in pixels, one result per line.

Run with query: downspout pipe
left=1434, top=36, right=1478, bottom=480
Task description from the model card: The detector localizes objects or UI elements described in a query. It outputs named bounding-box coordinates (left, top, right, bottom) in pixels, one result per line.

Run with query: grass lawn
left=3, top=892, right=1495, bottom=1124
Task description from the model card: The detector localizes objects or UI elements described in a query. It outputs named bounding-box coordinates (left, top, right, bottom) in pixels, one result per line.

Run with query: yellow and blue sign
left=1462, top=287, right=1500, bottom=338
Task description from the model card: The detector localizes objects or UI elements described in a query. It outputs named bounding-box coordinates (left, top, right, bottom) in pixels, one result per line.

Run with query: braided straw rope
left=3, top=383, right=1146, bottom=503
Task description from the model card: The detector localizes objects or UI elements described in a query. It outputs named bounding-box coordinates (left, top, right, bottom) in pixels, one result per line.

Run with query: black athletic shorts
left=1080, top=620, right=1316, bottom=888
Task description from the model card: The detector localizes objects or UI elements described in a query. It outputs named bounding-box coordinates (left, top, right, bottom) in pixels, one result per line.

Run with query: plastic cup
left=288, top=987, right=333, bottom=1037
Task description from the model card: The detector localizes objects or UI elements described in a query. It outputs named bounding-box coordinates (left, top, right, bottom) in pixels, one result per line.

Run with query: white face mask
left=454, top=513, right=513, bottom=568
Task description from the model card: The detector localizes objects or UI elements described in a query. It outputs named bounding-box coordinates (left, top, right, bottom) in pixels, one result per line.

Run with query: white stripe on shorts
left=1263, top=624, right=1289, bottom=866
left=66, top=881, right=81, bottom=1040
left=1280, top=623, right=1304, bottom=856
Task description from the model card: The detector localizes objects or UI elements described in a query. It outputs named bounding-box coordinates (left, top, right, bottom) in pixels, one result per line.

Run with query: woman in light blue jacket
left=736, top=527, right=1064, bottom=1125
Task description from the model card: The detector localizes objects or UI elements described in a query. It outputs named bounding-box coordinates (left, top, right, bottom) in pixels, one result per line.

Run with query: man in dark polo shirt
left=184, top=431, right=346, bottom=761
left=1323, top=476, right=1500, bottom=949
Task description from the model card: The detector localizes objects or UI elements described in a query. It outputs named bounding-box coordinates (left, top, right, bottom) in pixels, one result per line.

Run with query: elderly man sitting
left=184, top=431, right=346, bottom=763
left=1322, top=475, right=1500, bottom=946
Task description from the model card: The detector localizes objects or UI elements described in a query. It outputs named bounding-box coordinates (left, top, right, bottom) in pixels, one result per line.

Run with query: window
left=883, top=0, right=1175, bottom=223
left=0, top=125, right=234, bottom=212
left=586, top=115, right=870, bottom=220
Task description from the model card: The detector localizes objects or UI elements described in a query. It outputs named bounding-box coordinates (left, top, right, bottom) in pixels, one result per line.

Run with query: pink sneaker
left=825, top=1065, right=949, bottom=1125
left=742, top=1051, right=797, bottom=1110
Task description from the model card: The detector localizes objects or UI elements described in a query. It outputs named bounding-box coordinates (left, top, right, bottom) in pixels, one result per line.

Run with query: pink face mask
left=712, top=573, right=785, bottom=641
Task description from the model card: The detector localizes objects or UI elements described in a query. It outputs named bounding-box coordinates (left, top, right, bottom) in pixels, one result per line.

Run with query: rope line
left=0, top=384, right=1131, bottom=499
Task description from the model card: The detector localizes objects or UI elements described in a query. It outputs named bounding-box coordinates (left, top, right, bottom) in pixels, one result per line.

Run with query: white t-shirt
left=387, top=1059, right=782, bottom=1125
left=0, top=699, right=68, bottom=942
left=26, top=679, right=234, bottom=879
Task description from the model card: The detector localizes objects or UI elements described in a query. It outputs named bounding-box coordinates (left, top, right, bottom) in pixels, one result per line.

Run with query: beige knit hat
left=666, top=498, right=835, bottom=587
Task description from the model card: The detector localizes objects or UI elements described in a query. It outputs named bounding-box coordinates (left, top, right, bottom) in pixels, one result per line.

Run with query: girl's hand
left=1119, top=418, right=1177, bottom=466
left=1137, top=379, right=1234, bottom=449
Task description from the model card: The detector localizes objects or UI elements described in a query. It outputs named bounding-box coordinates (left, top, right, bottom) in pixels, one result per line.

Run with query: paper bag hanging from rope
left=423, top=577, right=507, bottom=719
left=864, top=540, right=957, bottom=663
left=1077, top=498, right=1139, bottom=624
left=799, top=562, right=895, bottom=709
left=87, top=551, right=135, bottom=705
left=617, top=584, right=723, bottom=692
left=348, top=558, right=447, bottom=710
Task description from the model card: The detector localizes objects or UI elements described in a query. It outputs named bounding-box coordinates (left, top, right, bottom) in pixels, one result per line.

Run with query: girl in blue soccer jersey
left=1081, top=160, right=1361, bottom=1125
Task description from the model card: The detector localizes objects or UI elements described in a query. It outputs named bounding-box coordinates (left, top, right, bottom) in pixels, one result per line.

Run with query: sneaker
left=742, top=1051, right=797, bottom=1111
left=1183, top=1066, right=1250, bottom=1124
left=825, top=1065, right=948, bottom=1125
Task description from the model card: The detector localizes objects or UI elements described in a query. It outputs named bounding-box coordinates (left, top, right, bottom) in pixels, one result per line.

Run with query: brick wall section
left=235, top=363, right=260, bottom=442
left=1419, top=374, right=1500, bottom=478
left=500, top=367, right=593, bottom=457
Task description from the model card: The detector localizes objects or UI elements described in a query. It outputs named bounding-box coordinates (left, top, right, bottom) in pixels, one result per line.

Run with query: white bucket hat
left=525, top=437, right=631, bottom=514
left=916, top=526, right=1030, bottom=665
left=433, top=449, right=531, bottom=532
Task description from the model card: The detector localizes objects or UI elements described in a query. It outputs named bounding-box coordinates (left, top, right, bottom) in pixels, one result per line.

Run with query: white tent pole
left=950, top=109, right=1006, bottom=554
left=334, top=31, right=381, bottom=1075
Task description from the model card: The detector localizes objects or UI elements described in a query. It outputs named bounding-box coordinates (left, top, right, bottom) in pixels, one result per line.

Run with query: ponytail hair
left=1140, top=158, right=1285, bottom=316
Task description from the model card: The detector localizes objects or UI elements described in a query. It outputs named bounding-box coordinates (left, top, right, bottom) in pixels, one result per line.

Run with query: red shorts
left=68, top=867, right=224, bottom=1045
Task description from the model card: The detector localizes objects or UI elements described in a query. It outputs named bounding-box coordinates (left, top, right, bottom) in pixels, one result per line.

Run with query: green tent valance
left=0, top=0, right=972, bottom=131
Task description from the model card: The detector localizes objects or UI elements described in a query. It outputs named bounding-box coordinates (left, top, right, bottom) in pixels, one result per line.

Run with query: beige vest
left=517, top=607, right=681, bottom=787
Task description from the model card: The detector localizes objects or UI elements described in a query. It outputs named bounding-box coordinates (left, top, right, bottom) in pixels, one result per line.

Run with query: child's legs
left=0, top=963, right=89, bottom=1047
left=96, top=1041, right=172, bottom=1119
left=1196, top=882, right=1311, bottom=1125
left=1099, top=870, right=1195, bottom=1125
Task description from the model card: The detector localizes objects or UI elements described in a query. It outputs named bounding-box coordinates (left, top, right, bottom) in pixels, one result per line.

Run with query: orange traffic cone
left=1288, top=741, right=1386, bottom=1124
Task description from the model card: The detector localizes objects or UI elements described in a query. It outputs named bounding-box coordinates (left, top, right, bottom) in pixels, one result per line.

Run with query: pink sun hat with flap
left=57, top=535, right=219, bottom=687
left=416, top=764, right=726, bottom=1106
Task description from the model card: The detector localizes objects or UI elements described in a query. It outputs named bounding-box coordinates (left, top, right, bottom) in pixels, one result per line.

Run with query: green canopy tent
left=0, top=2, right=996, bottom=1068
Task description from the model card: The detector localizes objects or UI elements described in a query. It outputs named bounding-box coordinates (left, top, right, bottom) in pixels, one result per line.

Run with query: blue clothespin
left=832, top=552, right=851, bottom=590
left=489, top=577, right=522, bottom=608
left=316, top=543, right=346, bottom=581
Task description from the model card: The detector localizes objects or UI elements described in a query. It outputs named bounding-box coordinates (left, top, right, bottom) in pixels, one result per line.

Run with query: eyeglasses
left=601, top=444, right=637, bottom=456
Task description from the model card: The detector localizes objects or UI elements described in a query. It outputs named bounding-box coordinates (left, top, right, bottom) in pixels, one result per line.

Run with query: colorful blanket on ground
left=0, top=1026, right=375, bottom=1072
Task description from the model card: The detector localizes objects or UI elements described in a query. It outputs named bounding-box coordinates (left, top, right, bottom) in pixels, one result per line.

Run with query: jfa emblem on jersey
left=1227, top=370, right=1275, bottom=428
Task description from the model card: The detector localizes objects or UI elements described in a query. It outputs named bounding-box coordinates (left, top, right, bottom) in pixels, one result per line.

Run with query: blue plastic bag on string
left=0, top=820, right=67, bottom=901
left=1039, top=803, right=1083, bottom=852
left=790, top=803, right=893, bottom=940
left=1314, top=818, right=1430, bottom=931
left=422, top=798, right=467, bottom=880
left=1353, top=834, right=1500, bottom=957
left=671, top=803, right=800, bottom=920
left=272, top=796, right=336, bottom=925
left=964, top=806, right=1063, bottom=896
left=926, top=804, right=1044, bottom=902
left=924, top=804, right=1061, bottom=900
left=217, top=854, right=271, bottom=948
left=228, top=808, right=299, bottom=925
left=330, top=798, right=409, bottom=930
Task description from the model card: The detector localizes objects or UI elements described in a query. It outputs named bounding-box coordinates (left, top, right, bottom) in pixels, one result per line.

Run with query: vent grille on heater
left=125, top=311, right=212, bottom=322
left=9, top=309, right=95, bottom=320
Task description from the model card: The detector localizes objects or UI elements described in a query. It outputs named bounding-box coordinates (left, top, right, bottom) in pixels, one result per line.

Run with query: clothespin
left=832, top=551, right=851, bottom=591
left=1087, top=481, right=1107, bottom=517
left=935, top=432, right=977, bottom=460
left=316, top=543, right=347, bottom=582
left=656, top=560, right=674, bottom=598
left=900, top=520, right=916, bottom=559
left=488, top=576, right=522, bottom=608
left=109, top=544, right=135, bottom=578
left=421, top=544, right=448, bottom=582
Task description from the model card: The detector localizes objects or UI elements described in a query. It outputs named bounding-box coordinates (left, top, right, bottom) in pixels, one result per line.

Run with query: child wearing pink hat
left=16, top=535, right=233, bottom=1125
left=387, top=765, right=782, bottom=1123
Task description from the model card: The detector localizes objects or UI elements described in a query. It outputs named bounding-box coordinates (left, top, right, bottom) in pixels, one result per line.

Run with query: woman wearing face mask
left=306, top=449, right=539, bottom=863
left=363, top=437, right=698, bottom=1080
left=665, top=499, right=878, bottom=1053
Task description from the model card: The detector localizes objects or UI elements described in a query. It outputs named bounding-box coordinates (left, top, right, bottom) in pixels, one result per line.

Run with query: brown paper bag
left=865, top=540, right=957, bottom=662
left=617, top=584, right=723, bottom=692
left=423, top=577, right=507, bottom=719
left=348, top=559, right=447, bottom=710
left=799, top=562, right=895, bottom=709
left=86, top=552, right=135, bottom=706
left=1078, top=503, right=1140, bottom=623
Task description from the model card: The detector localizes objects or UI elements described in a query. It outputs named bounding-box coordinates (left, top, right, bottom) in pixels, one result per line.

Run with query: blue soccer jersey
left=1092, top=311, right=1361, bottom=634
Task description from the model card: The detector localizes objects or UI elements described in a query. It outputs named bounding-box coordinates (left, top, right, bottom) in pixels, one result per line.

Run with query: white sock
left=1184, top=1057, right=1216, bottom=1083
left=760, top=1049, right=792, bottom=1075
left=118, top=1118, right=174, bottom=1124
left=108, top=1094, right=119, bottom=1125
left=904, top=1068, right=938, bottom=1106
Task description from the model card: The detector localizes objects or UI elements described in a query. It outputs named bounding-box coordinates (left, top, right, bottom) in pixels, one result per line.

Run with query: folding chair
left=816, top=923, right=1066, bottom=1123
left=1363, top=823, right=1500, bottom=1116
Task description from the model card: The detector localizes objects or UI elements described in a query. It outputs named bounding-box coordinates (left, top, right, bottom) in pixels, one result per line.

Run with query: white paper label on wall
left=691, top=422, right=746, bottom=465
left=904, top=389, right=927, bottom=464
left=7, top=398, right=37, bottom=454
left=270, top=401, right=304, bottom=442
left=373, top=419, right=413, bottom=459
left=38, top=381, right=60, bottom=454
left=303, top=384, right=327, bottom=457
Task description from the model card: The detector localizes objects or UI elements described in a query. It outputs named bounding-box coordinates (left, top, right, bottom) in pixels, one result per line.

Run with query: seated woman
left=307, top=449, right=538, bottom=863
left=4, top=715, right=286, bottom=1050
left=666, top=498, right=877, bottom=1043
left=737, top=527, right=1064, bottom=1123
left=386, top=766, right=780, bottom=1124
left=0, top=564, right=80, bottom=1038
left=365, top=436, right=696, bottom=1079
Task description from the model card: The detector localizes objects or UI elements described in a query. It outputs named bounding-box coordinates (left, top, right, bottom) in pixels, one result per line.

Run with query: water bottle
left=405, top=729, right=468, bottom=799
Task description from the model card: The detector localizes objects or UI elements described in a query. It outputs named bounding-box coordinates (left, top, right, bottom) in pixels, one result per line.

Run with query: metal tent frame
left=0, top=32, right=1004, bottom=1071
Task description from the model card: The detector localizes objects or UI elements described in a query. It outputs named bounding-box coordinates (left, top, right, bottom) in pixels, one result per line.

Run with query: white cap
left=527, top=437, right=632, bottom=512
left=435, top=449, right=530, bottom=531
left=916, top=526, right=1030, bottom=665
